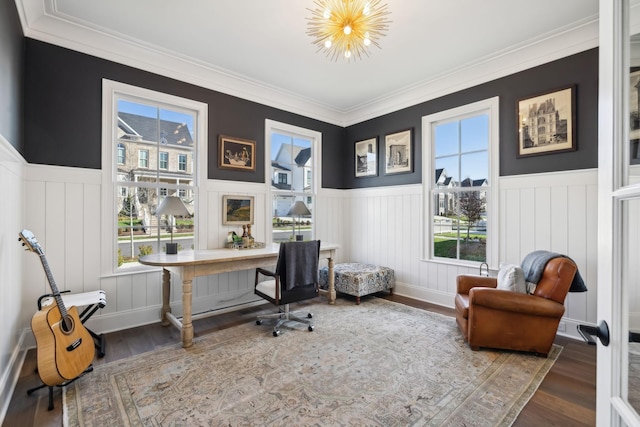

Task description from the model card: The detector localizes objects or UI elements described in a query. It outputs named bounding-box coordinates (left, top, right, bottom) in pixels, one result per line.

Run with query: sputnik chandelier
left=307, top=0, right=391, bottom=62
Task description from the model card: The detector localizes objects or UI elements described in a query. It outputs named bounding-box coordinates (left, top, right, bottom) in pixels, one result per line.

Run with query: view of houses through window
left=114, top=98, right=197, bottom=267
left=269, top=130, right=314, bottom=243
left=431, top=113, right=490, bottom=263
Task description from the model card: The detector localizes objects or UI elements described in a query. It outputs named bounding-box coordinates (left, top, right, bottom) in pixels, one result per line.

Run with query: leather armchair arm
left=457, top=274, right=497, bottom=295
left=469, top=287, right=565, bottom=318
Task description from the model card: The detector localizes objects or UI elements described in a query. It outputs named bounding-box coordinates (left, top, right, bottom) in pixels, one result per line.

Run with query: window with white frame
left=266, top=120, right=320, bottom=244
left=423, top=97, right=499, bottom=266
left=102, top=80, right=206, bottom=271
left=159, top=151, right=169, bottom=169
left=139, top=150, right=149, bottom=168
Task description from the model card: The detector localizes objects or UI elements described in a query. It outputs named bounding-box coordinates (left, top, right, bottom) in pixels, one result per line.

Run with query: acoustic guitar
left=19, top=229, right=95, bottom=386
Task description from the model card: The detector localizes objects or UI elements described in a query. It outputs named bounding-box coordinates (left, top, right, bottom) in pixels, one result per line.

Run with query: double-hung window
left=423, top=97, right=499, bottom=266
left=266, top=120, right=321, bottom=244
left=102, top=80, right=206, bottom=271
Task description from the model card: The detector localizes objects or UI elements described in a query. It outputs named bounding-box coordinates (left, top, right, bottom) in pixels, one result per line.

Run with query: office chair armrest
left=255, top=268, right=276, bottom=278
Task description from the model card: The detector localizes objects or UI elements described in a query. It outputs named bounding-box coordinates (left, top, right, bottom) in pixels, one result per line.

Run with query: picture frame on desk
left=219, top=135, right=256, bottom=171
left=223, top=195, right=254, bottom=225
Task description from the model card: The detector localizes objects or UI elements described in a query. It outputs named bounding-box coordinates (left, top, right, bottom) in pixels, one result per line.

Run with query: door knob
left=578, top=320, right=610, bottom=346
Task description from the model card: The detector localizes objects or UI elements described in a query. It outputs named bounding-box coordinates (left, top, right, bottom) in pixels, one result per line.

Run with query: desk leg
left=328, top=256, right=336, bottom=305
left=181, top=268, right=194, bottom=348
left=161, top=268, right=171, bottom=326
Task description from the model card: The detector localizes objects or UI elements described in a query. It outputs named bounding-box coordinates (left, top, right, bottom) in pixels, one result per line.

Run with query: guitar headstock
left=19, top=229, right=43, bottom=254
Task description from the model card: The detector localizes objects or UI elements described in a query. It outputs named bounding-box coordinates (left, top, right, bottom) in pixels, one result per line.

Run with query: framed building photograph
left=219, top=135, right=256, bottom=171
left=355, top=137, right=378, bottom=177
left=517, top=86, right=576, bottom=157
left=384, top=129, right=412, bottom=175
left=222, top=195, right=254, bottom=225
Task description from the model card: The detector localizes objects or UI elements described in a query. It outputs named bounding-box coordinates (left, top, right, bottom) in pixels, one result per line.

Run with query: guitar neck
left=38, top=252, right=68, bottom=318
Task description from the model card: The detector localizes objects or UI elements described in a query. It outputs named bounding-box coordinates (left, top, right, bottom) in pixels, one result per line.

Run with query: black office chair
left=254, top=240, right=321, bottom=336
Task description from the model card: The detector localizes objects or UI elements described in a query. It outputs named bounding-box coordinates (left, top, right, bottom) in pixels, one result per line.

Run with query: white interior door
left=597, top=1, right=640, bottom=425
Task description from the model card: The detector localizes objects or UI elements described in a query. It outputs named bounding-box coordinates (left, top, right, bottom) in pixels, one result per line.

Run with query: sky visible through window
left=434, top=114, right=488, bottom=184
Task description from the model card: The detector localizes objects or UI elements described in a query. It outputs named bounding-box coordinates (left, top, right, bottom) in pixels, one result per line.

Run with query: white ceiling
left=15, top=0, right=600, bottom=126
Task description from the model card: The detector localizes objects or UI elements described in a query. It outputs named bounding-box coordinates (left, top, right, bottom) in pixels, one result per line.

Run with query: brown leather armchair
left=454, top=257, right=577, bottom=357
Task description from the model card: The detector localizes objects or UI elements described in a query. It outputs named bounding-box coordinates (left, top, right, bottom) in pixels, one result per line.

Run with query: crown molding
left=15, top=0, right=598, bottom=128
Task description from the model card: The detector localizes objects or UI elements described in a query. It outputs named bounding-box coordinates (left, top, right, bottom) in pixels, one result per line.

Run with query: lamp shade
left=287, top=201, right=311, bottom=216
left=156, top=196, right=190, bottom=217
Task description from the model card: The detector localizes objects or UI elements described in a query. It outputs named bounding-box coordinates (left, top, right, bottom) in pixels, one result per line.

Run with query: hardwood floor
left=2, top=294, right=596, bottom=426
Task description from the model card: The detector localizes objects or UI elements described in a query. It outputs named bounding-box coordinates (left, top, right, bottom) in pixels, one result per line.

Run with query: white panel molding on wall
left=345, top=169, right=599, bottom=340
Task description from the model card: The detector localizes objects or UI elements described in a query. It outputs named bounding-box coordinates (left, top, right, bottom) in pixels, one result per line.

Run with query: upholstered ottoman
left=319, top=263, right=395, bottom=304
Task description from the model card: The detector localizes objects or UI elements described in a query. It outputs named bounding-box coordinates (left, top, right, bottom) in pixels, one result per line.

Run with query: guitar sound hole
left=60, top=316, right=74, bottom=334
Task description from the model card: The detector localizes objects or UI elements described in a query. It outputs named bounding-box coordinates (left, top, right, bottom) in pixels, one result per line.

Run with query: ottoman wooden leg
left=356, top=296, right=361, bottom=305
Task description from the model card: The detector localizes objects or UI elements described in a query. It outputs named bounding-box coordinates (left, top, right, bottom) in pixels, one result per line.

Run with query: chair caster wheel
left=308, top=325, right=314, bottom=332
left=307, top=313, right=313, bottom=319
left=256, top=320, right=262, bottom=325
left=273, top=330, right=280, bottom=337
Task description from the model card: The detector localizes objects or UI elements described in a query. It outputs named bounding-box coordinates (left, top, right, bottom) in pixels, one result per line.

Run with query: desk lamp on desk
left=156, top=196, right=190, bottom=254
left=287, top=200, right=311, bottom=241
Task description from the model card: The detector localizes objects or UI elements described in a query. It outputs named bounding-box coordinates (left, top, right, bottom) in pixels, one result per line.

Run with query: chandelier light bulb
left=343, top=24, right=352, bottom=35
left=323, top=8, right=331, bottom=19
left=325, top=39, right=332, bottom=49
left=345, top=49, right=351, bottom=59
left=364, top=37, right=371, bottom=47
left=363, top=2, right=371, bottom=15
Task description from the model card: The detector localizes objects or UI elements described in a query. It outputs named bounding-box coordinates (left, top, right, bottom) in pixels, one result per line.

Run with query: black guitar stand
left=27, top=290, right=107, bottom=410
left=26, top=365, right=94, bottom=411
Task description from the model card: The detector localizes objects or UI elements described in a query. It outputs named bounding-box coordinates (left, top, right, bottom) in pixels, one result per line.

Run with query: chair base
left=256, top=304, right=314, bottom=337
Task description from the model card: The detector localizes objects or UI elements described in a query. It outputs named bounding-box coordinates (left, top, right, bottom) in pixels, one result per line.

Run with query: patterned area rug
left=63, top=298, right=560, bottom=426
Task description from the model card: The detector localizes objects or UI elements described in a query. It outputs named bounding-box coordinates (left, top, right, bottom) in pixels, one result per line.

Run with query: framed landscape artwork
left=219, top=135, right=256, bottom=171
left=516, top=86, right=576, bottom=157
left=355, top=137, right=378, bottom=177
left=222, top=195, right=254, bottom=225
left=384, top=129, right=412, bottom=175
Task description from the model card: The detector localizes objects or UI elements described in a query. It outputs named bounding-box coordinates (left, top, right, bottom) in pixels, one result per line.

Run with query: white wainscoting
left=345, top=169, right=599, bottom=339
left=0, top=136, right=26, bottom=422
left=18, top=165, right=598, bottom=349
left=19, top=168, right=349, bottom=348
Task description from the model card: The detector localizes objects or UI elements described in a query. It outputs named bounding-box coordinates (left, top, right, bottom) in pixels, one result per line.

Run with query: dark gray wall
left=0, top=0, right=24, bottom=152
left=23, top=38, right=597, bottom=189
left=345, top=48, right=598, bottom=187
left=23, top=39, right=346, bottom=187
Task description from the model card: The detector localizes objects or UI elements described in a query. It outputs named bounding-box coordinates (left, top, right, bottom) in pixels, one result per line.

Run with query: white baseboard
left=394, top=282, right=455, bottom=310
left=0, top=332, right=27, bottom=426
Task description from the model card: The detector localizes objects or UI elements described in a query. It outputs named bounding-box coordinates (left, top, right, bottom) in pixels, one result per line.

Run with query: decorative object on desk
left=355, top=137, right=377, bottom=177
left=517, top=85, right=575, bottom=158
left=247, top=224, right=255, bottom=246
left=223, top=195, right=254, bottom=225
left=218, top=135, right=255, bottom=171
left=384, top=128, right=412, bottom=175
left=287, top=200, right=311, bottom=241
left=155, top=196, right=189, bottom=254
left=64, top=298, right=560, bottom=426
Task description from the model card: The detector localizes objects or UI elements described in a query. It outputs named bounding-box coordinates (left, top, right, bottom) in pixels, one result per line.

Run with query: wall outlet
left=557, top=321, right=566, bottom=332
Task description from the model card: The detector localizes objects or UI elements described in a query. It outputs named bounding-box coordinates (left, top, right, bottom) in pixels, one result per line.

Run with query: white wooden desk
left=139, top=243, right=338, bottom=348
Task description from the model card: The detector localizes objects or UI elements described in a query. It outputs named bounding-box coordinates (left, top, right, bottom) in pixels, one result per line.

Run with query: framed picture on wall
left=384, top=129, right=413, bottom=175
left=355, top=137, right=378, bottom=177
left=222, top=195, right=254, bottom=225
left=516, top=85, right=576, bottom=157
left=218, top=135, right=256, bottom=171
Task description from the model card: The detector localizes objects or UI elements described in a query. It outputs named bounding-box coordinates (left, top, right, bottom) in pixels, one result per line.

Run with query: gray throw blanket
left=520, top=250, right=587, bottom=292
left=277, top=240, right=320, bottom=291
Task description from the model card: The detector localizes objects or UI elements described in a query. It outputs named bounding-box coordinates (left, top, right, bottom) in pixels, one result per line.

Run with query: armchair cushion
left=496, top=264, right=526, bottom=293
